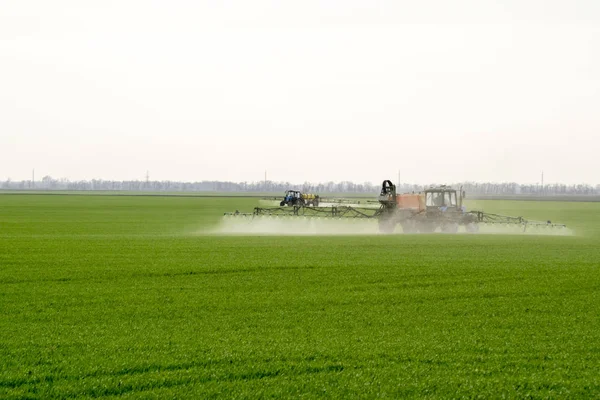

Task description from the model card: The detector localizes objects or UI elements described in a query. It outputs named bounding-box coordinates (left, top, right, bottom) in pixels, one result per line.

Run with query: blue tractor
left=279, top=190, right=319, bottom=207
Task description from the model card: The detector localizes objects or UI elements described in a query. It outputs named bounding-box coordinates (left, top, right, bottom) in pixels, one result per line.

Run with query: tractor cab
left=424, top=186, right=459, bottom=210
left=280, top=190, right=303, bottom=206
left=284, top=190, right=301, bottom=202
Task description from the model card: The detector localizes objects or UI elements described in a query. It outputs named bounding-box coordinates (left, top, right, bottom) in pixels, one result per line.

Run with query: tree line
left=1, top=176, right=599, bottom=196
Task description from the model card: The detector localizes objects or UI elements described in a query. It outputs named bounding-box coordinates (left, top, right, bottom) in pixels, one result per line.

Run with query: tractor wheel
left=314, top=199, right=319, bottom=207
left=418, top=223, right=436, bottom=233
left=466, top=223, right=479, bottom=233
left=280, top=201, right=285, bottom=207
left=401, top=220, right=417, bottom=233
left=442, top=222, right=459, bottom=233
left=378, top=219, right=396, bottom=234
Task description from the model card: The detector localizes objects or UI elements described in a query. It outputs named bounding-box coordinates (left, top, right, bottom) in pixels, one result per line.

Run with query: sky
left=1, top=0, right=599, bottom=185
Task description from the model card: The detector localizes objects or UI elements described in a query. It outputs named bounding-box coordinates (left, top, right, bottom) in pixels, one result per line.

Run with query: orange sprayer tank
left=396, top=193, right=425, bottom=211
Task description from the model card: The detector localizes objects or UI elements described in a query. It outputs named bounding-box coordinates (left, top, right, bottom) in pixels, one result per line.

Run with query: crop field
left=1, top=194, right=599, bottom=398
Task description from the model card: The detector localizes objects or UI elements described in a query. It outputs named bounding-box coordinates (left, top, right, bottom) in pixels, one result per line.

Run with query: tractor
left=279, top=190, right=320, bottom=207
left=377, top=180, right=478, bottom=233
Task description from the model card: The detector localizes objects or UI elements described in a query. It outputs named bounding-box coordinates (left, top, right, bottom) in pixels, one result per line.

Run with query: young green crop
left=1, top=194, right=599, bottom=398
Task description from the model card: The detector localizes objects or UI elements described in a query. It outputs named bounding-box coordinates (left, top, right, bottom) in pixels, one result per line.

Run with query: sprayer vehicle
left=262, top=193, right=364, bottom=207
left=279, top=190, right=320, bottom=207
left=377, top=180, right=478, bottom=233
left=225, top=179, right=566, bottom=234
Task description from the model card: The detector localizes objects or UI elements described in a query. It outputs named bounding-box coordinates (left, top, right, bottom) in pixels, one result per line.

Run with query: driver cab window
left=444, top=192, right=457, bottom=206
left=426, top=192, right=443, bottom=207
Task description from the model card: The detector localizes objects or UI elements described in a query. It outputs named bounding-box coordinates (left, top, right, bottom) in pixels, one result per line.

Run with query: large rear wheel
left=442, top=222, right=459, bottom=233
left=466, top=223, right=479, bottom=233
left=378, top=219, right=396, bottom=234
left=417, top=222, right=437, bottom=233
left=401, top=220, right=417, bottom=233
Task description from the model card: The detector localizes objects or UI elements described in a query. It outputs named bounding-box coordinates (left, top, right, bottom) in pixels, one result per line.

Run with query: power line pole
left=264, top=170, right=267, bottom=190
left=541, top=171, right=544, bottom=194
left=397, top=169, right=401, bottom=190
left=32, top=169, right=35, bottom=189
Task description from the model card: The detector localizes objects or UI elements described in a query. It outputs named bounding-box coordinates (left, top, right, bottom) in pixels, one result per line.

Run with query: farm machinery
left=226, top=180, right=567, bottom=234
left=276, top=190, right=320, bottom=207
left=261, top=190, right=369, bottom=207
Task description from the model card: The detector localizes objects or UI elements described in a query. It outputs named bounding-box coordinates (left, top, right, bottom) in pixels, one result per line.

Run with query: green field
left=1, top=195, right=599, bottom=398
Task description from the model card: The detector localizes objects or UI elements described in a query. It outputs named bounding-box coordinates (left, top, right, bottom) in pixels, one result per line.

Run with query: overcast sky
left=1, top=0, right=599, bottom=185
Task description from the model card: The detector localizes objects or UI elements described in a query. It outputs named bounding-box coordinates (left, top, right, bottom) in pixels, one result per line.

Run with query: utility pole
left=264, top=170, right=267, bottom=190
left=145, top=170, right=150, bottom=183
left=32, top=169, right=35, bottom=189
left=541, top=171, right=544, bottom=195
left=397, top=169, right=401, bottom=190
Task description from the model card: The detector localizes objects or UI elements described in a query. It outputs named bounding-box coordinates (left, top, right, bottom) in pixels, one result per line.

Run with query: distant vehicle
left=279, top=190, right=320, bottom=207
